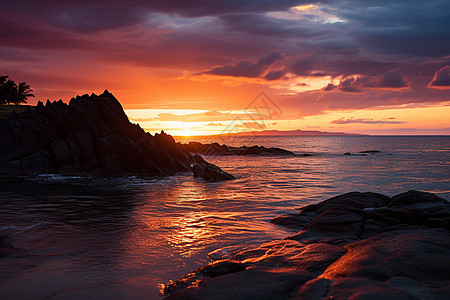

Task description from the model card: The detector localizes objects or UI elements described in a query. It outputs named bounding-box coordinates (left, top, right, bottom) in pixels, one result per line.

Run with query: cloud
left=1, top=0, right=450, bottom=115
left=154, top=110, right=272, bottom=122
left=204, top=122, right=225, bottom=126
left=378, top=70, right=409, bottom=88
left=220, top=13, right=332, bottom=38
left=236, top=122, right=267, bottom=130
left=289, top=56, right=316, bottom=76
left=428, top=66, right=450, bottom=88
left=48, top=7, right=148, bottom=33
left=334, top=0, right=450, bottom=57
left=323, top=70, right=409, bottom=93
left=330, top=117, right=407, bottom=125
left=201, top=52, right=282, bottom=78
left=129, top=117, right=157, bottom=122
left=137, top=0, right=323, bottom=17
left=264, top=70, right=286, bottom=81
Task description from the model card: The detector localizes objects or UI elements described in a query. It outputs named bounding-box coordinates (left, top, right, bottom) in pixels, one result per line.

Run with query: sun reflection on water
left=165, top=212, right=220, bottom=257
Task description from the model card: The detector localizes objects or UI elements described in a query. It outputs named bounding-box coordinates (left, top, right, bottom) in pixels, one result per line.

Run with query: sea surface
left=0, top=136, right=449, bottom=299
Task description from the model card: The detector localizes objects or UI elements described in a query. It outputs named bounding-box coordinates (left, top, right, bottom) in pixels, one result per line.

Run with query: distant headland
left=179, top=129, right=365, bottom=138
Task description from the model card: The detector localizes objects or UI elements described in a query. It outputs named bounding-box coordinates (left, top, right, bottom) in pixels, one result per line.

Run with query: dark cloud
left=338, top=77, right=362, bottom=93
left=220, top=13, right=331, bottom=38
left=331, top=117, right=407, bottom=124
left=323, top=70, right=409, bottom=93
left=3, top=0, right=323, bottom=19
left=1, top=0, right=450, bottom=114
left=265, top=70, right=286, bottom=81
left=131, top=0, right=324, bottom=17
left=48, top=7, right=148, bottom=32
left=335, top=0, right=450, bottom=57
left=378, top=70, right=409, bottom=88
left=428, top=66, right=450, bottom=88
left=0, top=18, right=96, bottom=50
left=323, top=83, right=336, bottom=91
left=289, top=56, right=316, bottom=76
left=202, top=52, right=282, bottom=78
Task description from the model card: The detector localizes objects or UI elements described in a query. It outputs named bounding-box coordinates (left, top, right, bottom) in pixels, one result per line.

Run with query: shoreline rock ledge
left=0, top=90, right=233, bottom=181
left=162, top=190, right=450, bottom=299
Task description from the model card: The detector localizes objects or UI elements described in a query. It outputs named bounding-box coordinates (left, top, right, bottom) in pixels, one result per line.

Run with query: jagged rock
left=188, top=154, right=206, bottom=164
left=164, top=191, right=450, bottom=299
left=0, top=90, right=224, bottom=178
left=193, top=162, right=235, bottom=182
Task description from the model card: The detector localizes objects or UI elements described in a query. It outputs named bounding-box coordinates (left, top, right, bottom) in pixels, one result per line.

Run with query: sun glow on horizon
left=126, top=104, right=450, bottom=137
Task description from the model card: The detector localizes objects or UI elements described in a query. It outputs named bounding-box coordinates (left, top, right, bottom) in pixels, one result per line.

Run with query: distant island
left=224, top=129, right=365, bottom=136
left=177, top=129, right=365, bottom=138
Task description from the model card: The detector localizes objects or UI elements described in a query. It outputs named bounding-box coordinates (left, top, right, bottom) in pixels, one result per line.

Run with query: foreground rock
left=163, top=190, right=450, bottom=299
left=182, top=142, right=302, bottom=156
left=0, top=91, right=232, bottom=181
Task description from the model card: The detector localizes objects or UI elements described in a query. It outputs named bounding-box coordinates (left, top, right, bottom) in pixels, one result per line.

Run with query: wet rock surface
left=0, top=91, right=233, bottom=181
left=193, top=162, right=235, bottom=182
left=163, top=190, right=450, bottom=299
left=182, top=142, right=300, bottom=156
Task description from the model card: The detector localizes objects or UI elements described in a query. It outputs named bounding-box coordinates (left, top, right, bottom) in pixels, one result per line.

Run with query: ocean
left=0, top=135, right=449, bottom=299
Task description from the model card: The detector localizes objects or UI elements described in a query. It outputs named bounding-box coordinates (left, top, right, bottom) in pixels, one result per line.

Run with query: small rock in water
left=193, top=162, right=235, bottom=182
left=360, top=150, right=381, bottom=154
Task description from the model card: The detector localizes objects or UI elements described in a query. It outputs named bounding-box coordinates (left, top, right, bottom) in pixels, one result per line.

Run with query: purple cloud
left=264, top=70, right=286, bottom=81
left=202, top=52, right=282, bottom=78
left=428, top=66, right=450, bottom=88
left=378, top=70, right=409, bottom=88
left=323, top=70, right=409, bottom=93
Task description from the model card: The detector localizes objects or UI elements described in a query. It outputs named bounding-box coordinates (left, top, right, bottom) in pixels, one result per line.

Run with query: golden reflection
left=163, top=182, right=221, bottom=257
left=165, top=212, right=219, bottom=257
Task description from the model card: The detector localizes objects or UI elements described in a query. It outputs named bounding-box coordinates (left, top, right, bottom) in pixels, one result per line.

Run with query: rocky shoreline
left=162, top=190, right=450, bottom=299
left=182, top=142, right=301, bottom=156
left=0, top=91, right=302, bottom=182
left=0, top=91, right=238, bottom=182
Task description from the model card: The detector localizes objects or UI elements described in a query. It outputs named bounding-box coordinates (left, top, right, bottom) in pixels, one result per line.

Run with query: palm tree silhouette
left=0, top=76, right=35, bottom=105
left=13, top=82, right=35, bottom=105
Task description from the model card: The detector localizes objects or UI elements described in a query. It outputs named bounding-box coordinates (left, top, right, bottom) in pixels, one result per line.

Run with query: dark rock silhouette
left=182, top=142, right=300, bottom=156
left=193, top=162, right=235, bottom=182
left=163, top=190, right=450, bottom=299
left=0, top=90, right=231, bottom=181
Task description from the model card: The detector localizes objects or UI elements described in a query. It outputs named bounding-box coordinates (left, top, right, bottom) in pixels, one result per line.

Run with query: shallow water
left=0, top=136, right=449, bottom=299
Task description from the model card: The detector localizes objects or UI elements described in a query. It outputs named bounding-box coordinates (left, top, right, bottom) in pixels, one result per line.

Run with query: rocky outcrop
left=163, top=190, right=450, bottom=299
left=182, top=142, right=301, bottom=156
left=0, top=90, right=212, bottom=178
left=193, top=162, right=235, bottom=182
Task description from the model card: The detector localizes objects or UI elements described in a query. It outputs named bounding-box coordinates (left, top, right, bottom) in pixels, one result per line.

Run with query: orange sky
left=1, top=1, right=449, bottom=136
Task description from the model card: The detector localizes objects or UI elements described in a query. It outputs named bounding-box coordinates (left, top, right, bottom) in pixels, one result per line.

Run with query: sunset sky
left=1, top=0, right=449, bottom=136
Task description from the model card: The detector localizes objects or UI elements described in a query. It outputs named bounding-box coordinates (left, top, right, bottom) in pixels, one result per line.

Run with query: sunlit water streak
left=0, top=136, right=448, bottom=299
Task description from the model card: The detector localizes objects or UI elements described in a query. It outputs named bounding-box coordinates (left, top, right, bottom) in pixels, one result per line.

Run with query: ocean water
left=0, top=136, right=449, bottom=299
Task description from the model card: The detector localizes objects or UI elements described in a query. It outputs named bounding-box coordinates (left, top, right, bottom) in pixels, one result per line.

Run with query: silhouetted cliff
left=0, top=90, right=194, bottom=178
